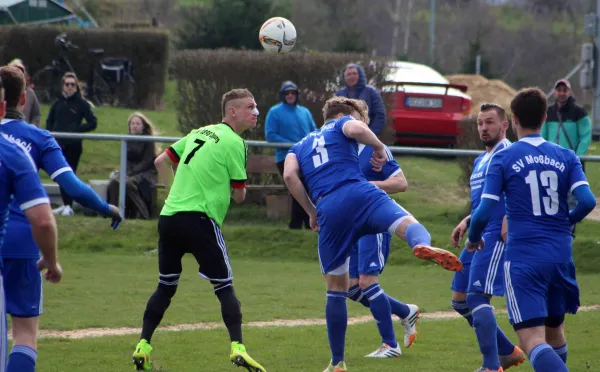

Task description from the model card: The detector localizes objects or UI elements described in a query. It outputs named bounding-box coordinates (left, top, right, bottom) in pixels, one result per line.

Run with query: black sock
left=141, top=282, right=177, bottom=343
left=215, top=283, right=243, bottom=343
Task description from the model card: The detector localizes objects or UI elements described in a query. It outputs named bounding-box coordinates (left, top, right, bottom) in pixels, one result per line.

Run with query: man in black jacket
left=46, top=72, right=98, bottom=216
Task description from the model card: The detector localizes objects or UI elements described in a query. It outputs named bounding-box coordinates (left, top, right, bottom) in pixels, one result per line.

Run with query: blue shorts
left=450, top=234, right=505, bottom=296
left=504, top=260, right=579, bottom=325
left=3, top=259, right=43, bottom=317
left=349, top=233, right=392, bottom=279
left=317, top=182, right=411, bottom=274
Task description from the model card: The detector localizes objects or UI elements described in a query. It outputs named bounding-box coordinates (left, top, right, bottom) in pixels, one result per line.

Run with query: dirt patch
left=446, top=74, right=517, bottom=115
left=35, top=305, right=600, bottom=340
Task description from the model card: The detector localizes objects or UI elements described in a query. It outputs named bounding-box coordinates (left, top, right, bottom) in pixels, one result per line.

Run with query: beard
left=482, top=137, right=500, bottom=147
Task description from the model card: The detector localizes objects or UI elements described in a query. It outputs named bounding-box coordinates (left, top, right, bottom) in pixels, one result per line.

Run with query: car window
left=386, top=63, right=448, bottom=84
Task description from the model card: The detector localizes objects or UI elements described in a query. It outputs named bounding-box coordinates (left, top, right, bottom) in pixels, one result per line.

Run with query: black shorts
left=158, top=212, right=232, bottom=282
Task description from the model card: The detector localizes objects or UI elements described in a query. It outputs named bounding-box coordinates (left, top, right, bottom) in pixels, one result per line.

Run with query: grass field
left=26, top=86, right=600, bottom=371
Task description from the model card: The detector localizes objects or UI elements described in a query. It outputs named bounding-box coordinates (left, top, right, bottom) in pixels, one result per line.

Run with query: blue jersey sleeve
left=334, top=116, right=355, bottom=136
left=8, top=144, right=49, bottom=211
left=480, top=152, right=505, bottom=202
left=568, top=152, right=589, bottom=193
left=381, top=147, right=401, bottom=179
left=40, top=131, right=71, bottom=179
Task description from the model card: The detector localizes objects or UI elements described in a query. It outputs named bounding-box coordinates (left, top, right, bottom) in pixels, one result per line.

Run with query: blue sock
left=347, top=285, right=370, bottom=308
left=326, top=291, right=347, bottom=365
left=529, top=343, right=568, bottom=372
left=7, top=345, right=37, bottom=372
left=386, top=294, right=410, bottom=319
left=452, top=300, right=474, bottom=326
left=496, top=327, right=516, bottom=356
left=405, top=223, right=431, bottom=249
left=363, top=284, right=397, bottom=348
left=467, top=293, right=500, bottom=369
left=553, top=343, right=568, bottom=363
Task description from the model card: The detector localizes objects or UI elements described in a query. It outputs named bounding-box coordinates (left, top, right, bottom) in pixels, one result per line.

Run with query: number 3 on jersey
left=312, top=136, right=329, bottom=168
left=525, top=170, right=559, bottom=216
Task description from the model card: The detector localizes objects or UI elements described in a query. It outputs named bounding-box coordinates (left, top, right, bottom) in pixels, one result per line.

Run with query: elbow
left=283, top=171, right=295, bottom=187
left=30, top=212, right=56, bottom=232
left=397, top=179, right=408, bottom=193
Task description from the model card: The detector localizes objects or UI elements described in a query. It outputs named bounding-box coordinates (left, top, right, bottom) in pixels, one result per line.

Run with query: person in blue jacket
left=265, top=81, right=317, bottom=229
left=336, top=64, right=387, bottom=136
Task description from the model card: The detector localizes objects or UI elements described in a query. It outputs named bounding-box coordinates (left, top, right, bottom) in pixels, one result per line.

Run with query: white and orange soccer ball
left=259, top=17, right=297, bottom=54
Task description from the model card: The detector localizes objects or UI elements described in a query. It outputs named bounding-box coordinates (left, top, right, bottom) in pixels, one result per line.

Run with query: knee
left=466, top=292, right=491, bottom=314
left=156, top=273, right=180, bottom=299
left=358, top=275, right=377, bottom=291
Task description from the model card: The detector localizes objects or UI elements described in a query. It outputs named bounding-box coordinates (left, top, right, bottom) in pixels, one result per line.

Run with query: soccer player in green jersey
left=132, top=89, right=266, bottom=372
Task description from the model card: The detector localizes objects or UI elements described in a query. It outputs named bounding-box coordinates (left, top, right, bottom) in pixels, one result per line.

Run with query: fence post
left=119, top=140, right=128, bottom=219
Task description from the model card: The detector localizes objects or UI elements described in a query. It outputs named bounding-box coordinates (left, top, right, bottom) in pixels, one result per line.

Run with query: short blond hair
left=221, top=88, right=254, bottom=117
left=322, top=97, right=369, bottom=124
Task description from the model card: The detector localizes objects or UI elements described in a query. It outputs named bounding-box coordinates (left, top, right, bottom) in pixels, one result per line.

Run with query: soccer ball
left=259, top=17, right=297, bottom=54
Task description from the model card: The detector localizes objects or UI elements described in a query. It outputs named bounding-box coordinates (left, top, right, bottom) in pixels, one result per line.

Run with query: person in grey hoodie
left=336, top=63, right=387, bottom=135
left=265, top=81, right=317, bottom=229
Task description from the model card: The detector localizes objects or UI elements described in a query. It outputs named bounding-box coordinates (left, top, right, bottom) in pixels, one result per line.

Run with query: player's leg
left=133, top=216, right=183, bottom=370
left=0, top=274, right=7, bottom=372
left=4, top=258, right=44, bottom=372
left=347, top=244, right=369, bottom=308
left=323, top=269, right=350, bottom=372
left=545, top=320, right=567, bottom=363
left=194, top=215, right=265, bottom=372
left=468, top=239, right=524, bottom=371
left=544, top=260, right=580, bottom=365
left=505, top=261, right=567, bottom=372
left=365, top=197, right=461, bottom=272
left=451, top=250, right=473, bottom=325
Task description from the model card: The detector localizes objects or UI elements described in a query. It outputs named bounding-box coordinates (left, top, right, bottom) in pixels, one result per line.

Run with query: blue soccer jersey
left=481, top=135, right=587, bottom=263
left=451, top=139, right=510, bottom=294
left=470, top=139, right=510, bottom=234
left=0, top=119, right=71, bottom=259
left=0, top=137, right=50, bottom=267
left=288, top=116, right=366, bottom=202
left=357, top=144, right=401, bottom=181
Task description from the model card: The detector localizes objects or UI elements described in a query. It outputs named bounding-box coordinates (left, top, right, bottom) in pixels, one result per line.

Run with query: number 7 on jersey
left=312, top=136, right=329, bottom=168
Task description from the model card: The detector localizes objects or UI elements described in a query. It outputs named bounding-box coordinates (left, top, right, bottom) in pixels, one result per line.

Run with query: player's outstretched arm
left=370, top=172, right=407, bottom=194
left=283, top=154, right=317, bottom=222
left=155, top=151, right=175, bottom=190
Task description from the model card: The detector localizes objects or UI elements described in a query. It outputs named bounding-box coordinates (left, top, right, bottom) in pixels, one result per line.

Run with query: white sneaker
left=400, top=304, right=420, bottom=348
left=60, top=205, right=74, bottom=216
left=365, top=343, right=402, bottom=358
left=52, top=206, right=65, bottom=215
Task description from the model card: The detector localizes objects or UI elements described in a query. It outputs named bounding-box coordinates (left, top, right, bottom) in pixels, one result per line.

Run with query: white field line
left=34, top=305, right=600, bottom=340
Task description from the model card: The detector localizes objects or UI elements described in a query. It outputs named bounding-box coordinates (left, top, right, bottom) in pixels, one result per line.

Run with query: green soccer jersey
left=161, top=123, right=248, bottom=226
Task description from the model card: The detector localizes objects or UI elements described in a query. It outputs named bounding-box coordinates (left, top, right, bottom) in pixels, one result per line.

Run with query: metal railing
left=49, top=132, right=600, bottom=219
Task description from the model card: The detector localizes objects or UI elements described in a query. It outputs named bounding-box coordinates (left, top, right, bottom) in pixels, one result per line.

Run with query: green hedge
left=173, top=49, right=391, bottom=139
left=0, top=26, right=169, bottom=109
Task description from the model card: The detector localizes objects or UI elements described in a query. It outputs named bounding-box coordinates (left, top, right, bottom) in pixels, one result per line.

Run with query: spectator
left=107, top=112, right=159, bottom=219
left=265, top=81, right=317, bottom=229
left=47, top=72, right=98, bottom=216
left=542, top=79, right=591, bottom=168
left=336, top=63, right=387, bottom=135
left=8, top=58, right=41, bottom=126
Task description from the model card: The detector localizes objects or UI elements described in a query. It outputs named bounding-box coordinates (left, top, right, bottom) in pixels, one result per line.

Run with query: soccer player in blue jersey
left=0, top=79, right=62, bottom=372
left=283, top=97, right=462, bottom=372
left=450, top=103, right=525, bottom=372
left=347, top=143, right=420, bottom=358
left=467, top=88, right=596, bottom=372
left=0, top=66, right=122, bottom=372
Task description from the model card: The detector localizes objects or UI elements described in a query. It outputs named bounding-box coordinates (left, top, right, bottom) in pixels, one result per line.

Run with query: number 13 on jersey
left=525, top=170, right=559, bottom=216
left=312, top=136, right=329, bottom=167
